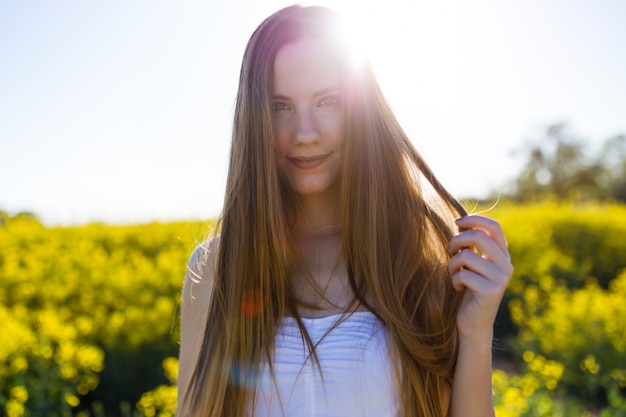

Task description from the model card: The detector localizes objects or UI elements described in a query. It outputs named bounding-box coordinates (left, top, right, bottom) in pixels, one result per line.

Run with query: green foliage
left=135, top=357, right=178, bottom=417
left=508, top=123, right=626, bottom=202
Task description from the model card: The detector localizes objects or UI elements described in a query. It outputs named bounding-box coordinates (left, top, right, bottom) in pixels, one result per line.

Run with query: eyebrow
left=271, top=87, right=341, bottom=100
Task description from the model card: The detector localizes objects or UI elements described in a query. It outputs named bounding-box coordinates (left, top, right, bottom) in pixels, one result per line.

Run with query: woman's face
left=271, top=37, right=346, bottom=200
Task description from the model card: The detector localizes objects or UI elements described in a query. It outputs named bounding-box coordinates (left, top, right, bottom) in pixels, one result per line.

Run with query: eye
left=272, top=102, right=290, bottom=112
left=318, top=95, right=340, bottom=107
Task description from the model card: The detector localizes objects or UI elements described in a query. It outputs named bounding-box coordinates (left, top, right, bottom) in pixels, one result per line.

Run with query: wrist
left=457, top=327, right=494, bottom=351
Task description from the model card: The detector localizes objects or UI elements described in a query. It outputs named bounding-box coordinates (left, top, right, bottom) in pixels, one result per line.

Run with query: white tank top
left=252, top=311, right=399, bottom=417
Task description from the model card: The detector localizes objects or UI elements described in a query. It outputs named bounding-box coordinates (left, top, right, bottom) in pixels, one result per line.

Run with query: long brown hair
left=183, top=5, right=467, bottom=417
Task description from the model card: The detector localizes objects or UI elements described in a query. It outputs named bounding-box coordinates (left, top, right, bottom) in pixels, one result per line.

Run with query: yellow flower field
left=1, top=202, right=625, bottom=416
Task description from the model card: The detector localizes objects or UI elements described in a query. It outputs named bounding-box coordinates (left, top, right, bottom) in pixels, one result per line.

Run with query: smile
left=287, top=154, right=330, bottom=170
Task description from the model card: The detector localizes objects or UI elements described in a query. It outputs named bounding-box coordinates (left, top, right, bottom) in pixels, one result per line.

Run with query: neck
left=292, top=185, right=341, bottom=231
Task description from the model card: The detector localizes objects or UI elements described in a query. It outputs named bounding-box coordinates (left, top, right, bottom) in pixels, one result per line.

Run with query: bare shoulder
left=178, top=237, right=219, bottom=415
left=182, top=237, right=219, bottom=308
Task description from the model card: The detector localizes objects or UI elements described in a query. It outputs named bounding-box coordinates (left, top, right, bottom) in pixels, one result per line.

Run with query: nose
left=293, top=108, right=319, bottom=145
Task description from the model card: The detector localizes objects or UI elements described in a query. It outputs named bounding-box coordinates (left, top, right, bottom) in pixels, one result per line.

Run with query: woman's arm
left=449, top=331, right=496, bottom=416
left=176, top=240, right=215, bottom=417
left=446, top=215, right=513, bottom=417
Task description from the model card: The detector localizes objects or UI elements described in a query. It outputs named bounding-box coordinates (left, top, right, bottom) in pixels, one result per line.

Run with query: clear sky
left=1, top=0, right=625, bottom=225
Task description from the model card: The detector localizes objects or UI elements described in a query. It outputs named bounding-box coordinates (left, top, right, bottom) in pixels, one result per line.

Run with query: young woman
left=177, top=5, right=513, bottom=417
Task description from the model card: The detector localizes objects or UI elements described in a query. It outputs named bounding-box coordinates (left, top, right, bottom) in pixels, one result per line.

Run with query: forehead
left=272, top=38, right=344, bottom=96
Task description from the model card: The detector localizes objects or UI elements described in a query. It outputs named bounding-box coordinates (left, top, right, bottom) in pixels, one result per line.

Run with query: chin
left=291, top=178, right=340, bottom=197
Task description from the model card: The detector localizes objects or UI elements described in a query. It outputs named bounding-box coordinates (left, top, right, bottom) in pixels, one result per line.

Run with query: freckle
left=241, top=289, right=265, bottom=317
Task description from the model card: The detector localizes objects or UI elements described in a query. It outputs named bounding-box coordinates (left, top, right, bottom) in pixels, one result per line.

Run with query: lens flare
left=241, top=289, right=265, bottom=318
left=327, top=12, right=369, bottom=77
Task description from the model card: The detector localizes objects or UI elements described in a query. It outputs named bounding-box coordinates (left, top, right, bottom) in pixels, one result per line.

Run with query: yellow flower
left=5, top=399, right=25, bottom=417
left=10, top=356, right=28, bottom=373
left=10, top=385, right=28, bottom=403
left=580, top=354, right=600, bottom=375
left=163, top=357, right=179, bottom=384
left=65, top=393, right=80, bottom=407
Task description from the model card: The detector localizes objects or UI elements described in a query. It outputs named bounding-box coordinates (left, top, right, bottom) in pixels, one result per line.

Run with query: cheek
left=328, top=117, right=346, bottom=147
left=318, top=112, right=345, bottom=140
left=272, top=122, right=289, bottom=155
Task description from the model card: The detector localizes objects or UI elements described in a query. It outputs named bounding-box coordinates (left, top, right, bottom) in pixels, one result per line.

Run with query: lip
left=287, top=154, right=330, bottom=170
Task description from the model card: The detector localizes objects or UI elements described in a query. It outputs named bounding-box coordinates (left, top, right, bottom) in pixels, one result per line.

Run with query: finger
left=451, top=267, right=507, bottom=298
left=448, top=229, right=511, bottom=268
left=455, top=215, right=509, bottom=255
left=448, top=249, right=511, bottom=285
left=449, top=249, right=491, bottom=277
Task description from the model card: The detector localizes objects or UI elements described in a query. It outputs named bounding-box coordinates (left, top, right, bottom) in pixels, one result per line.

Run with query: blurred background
left=1, top=1, right=625, bottom=416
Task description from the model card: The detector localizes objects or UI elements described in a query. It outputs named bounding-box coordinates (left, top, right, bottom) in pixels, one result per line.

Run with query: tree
left=598, top=134, right=626, bottom=202
left=508, top=123, right=625, bottom=202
